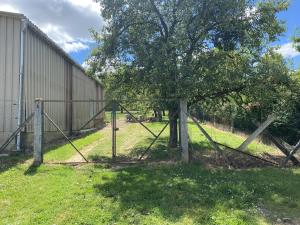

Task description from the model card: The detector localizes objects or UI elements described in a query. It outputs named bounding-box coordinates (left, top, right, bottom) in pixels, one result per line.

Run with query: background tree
left=90, top=0, right=289, bottom=147
left=293, top=32, right=300, bottom=52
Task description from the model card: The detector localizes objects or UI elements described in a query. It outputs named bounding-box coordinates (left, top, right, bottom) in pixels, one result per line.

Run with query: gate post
left=111, top=101, right=117, bottom=159
left=33, top=98, right=44, bottom=166
left=180, top=99, right=189, bottom=163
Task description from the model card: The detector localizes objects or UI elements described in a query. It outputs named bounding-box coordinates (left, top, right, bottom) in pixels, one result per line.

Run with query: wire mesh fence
left=1, top=97, right=300, bottom=168
left=41, top=100, right=175, bottom=164
left=186, top=107, right=300, bottom=168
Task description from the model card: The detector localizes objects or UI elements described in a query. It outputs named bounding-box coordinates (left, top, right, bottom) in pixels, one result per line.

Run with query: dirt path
left=66, top=141, right=100, bottom=163
left=66, top=119, right=129, bottom=163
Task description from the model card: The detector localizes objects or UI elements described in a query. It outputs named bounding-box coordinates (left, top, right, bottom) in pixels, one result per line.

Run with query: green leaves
left=90, top=0, right=290, bottom=118
left=293, top=33, right=300, bottom=52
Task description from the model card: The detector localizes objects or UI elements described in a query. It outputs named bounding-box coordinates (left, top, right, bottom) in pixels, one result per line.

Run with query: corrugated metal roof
left=0, top=10, right=103, bottom=87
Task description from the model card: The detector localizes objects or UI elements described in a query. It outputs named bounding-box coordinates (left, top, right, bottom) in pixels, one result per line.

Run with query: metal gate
left=30, top=98, right=178, bottom=165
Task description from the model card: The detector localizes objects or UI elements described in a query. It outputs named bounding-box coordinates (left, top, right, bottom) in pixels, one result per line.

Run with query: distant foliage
left=294, top=33, right=300, bottom=52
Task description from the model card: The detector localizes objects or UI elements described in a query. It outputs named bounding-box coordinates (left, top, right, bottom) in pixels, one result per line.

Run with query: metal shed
left=0, top=11, right=104, bottom=151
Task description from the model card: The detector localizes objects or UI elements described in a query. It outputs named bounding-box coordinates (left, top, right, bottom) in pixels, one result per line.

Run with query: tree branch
left=169, top=0, right=182, bottom=35
left=191, top=84, right=247, bottom=105
left=149, top=0, right=169, bottom=37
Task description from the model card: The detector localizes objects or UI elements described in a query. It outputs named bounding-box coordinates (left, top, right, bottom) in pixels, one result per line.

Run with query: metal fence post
left=112, top=101, right=117, bottom=159
left=33, top=98, right=44, bottom=165
left=180, top=99, right=189, bottom=163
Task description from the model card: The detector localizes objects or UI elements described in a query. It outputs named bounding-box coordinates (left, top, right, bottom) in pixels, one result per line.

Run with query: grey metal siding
left=0, top=14, right=21, bottom=144
left=0, top=11, right=104, bottom=149
left=72, top=66, right=102, bottom=130
left=24, top=27, right=68, bottom=132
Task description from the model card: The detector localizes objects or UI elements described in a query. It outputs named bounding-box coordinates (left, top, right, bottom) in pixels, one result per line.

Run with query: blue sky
left=275, top=0, right=300, bottom=68
left=0, top=0, right=299, bottom=69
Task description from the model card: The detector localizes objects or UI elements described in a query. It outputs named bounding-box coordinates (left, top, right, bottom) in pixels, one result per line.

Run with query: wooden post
left=180, top=99, right=189, bottom=163
left=283, top=139, right=300, bottom=166
left=33, top=99, right=44, bottom=165
left=238, top=115, right=275, bottom=151
left=264, top=131, right=300, bottom=166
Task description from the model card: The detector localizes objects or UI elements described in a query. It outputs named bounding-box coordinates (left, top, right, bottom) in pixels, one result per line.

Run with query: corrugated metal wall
left=24, top=27, right=68, bottom=132
left=72, top=66, right=103, bottom=130
left=0, top=12, right=104, bottom=149
left=0, top=14, right=21, bottom=144
left=24, top=27, right=104, bottom=133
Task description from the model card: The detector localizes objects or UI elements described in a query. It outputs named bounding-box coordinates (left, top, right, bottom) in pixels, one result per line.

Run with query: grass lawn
left=43, top=113, right=280, bottom=163
left=0, top=163, right=299, bottom=224
left=0, top=113, right=299, bottom=224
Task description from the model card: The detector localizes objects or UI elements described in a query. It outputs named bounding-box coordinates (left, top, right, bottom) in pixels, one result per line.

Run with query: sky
left=0, top=0, right=299, bottom=69
left=0, top=0, right=103, bottom=67
left=275, top=0, right=300, bottom=69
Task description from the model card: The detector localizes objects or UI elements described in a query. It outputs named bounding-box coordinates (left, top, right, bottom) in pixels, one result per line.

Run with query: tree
left=90, top=0, right=289, bottom=147
left=293, top=33, right=300, bottom=52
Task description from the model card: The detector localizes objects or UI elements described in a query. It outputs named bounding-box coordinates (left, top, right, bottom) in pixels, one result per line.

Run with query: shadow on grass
left=88, top=136, right=181, bottom=163
left=0, top=130, right=101, bottom=174
left=0, top=152, right=33, bottom=174
left=129, top=136, right=178, bottom=161
left=188, top=138, right=297, bottom=169
left=24, top=163, right=40, bottom=176
left=93, top=164, right=300, bottom=224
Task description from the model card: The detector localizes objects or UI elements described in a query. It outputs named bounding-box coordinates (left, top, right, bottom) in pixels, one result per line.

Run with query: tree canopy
left=90, top=0, right=291, bottom=146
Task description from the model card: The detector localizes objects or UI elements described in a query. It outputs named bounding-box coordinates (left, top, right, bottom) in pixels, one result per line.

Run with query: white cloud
left=0, top=0, right=103, bottom=54
left=81, top=61, right=90, bottom=69
left=276, top=42, right=300, bottom=58
left=41, top=24, right=73, bottom=43
left=0, top=4, right=20, bottom=13
left=66, top=0, right=102, bottom=13
left=63, top=42, right=89, bottom=53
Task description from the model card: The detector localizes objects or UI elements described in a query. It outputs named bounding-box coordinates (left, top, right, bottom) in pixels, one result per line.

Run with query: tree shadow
left=0, top=129, right=101, bottom=174
left=127, top=136, right=181, bottom=161
left=23, top=163, right=40, bottom=176
left=88, top=135, right=179, bottom=163
left=93, top=164, right=300, bottom=224
left=0, top=152, right=33, bottom=173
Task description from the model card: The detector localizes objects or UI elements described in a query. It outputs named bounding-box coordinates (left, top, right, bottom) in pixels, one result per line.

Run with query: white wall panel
left=72, top=66, right=102, bottom=130
left=0, top=14, right=21, bottom=138
left=24, top=28, right=67, bottom=132
left=0, top=12, right=104, bottom=149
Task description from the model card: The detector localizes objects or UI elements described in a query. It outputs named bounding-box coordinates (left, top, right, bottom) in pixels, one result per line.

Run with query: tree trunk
left=162, top=110, right=166, bottom=116
left=158, top=111, right=162, bottom=122
left=230, top=117, right=235, bottom=133
left=169, top=108, right=178, bottom=148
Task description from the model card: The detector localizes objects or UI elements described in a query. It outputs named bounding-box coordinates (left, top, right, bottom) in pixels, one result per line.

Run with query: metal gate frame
left=32, top=98, right=180, bottom=165
left=1, top=97, right=300, bottom=167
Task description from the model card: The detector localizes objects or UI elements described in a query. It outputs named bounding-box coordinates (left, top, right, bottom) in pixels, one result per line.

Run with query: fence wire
left=2, top=98, right=300, bottom=168
left=41, top=100, right=173, bottom=164
left=187, top=106, right=300, bottom=168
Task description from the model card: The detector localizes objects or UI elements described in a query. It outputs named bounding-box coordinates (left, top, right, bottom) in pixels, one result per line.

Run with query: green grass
left=1, top=114, right=299, bottom=224
left=42, top=113, right=172, bottom=162
left=43, top=114, right=278, bottom=163
left=43, top=131, right=105, bottom=162
left=0, top=163, right=299, bottom=224
left=87, top=120, right=171, bottom=161
left=188, top=122, right=278, bottom=155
